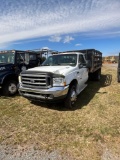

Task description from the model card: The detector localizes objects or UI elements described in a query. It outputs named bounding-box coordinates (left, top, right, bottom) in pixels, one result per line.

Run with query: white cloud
left=49, top=35, right=62, bottom=42
left=75, top=43, right=82, bottom=46
left=0, top=0, right=120, bottom=45
left=41, top=47, right=50, bottom=50
left=49, top=35, right=74, bottom=43
left=63, top=36, right=74, bottom=43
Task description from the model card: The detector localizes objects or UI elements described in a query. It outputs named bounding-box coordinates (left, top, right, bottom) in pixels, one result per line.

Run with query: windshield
left=42, top=54, right=77, bottom=66
left=0, top=52, right=15, bottom=64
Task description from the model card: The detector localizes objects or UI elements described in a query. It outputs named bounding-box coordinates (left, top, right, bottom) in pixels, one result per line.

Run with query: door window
left=79, top=55, right=86, bottom=66
left=16, top=52, right=25, bottom=64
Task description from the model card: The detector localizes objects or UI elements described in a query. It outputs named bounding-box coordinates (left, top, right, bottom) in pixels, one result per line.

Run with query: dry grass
left=0, top=64, right=120, bottom=160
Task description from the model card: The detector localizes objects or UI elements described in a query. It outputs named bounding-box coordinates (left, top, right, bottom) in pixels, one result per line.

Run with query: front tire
left=64, top=85, right=77, bottom=109
left=3, top=80, right=18, bottom=96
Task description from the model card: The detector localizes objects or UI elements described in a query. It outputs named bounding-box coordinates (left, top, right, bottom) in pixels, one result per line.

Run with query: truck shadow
left=74, top=73, right=112, bottom=110
left=0, top=90, right=19, bottom=97
left=32, top=74, right=112, bottom=111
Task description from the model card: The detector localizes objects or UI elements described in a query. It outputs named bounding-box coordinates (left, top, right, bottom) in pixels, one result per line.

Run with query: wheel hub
left=9, top=83, right=17, bottom=94
left=71, top=90, right=77, bottom=103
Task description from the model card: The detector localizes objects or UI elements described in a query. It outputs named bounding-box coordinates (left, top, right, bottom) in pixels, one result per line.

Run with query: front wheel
left=3, top=80, right=18, bottom=96
left=64, top=85, right=77, bottom=109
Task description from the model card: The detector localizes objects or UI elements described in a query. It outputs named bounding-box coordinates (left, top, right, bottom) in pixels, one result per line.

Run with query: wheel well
left=89, top=68, right=101, bottom=81
left=3, top=74, right=18, bottom=85
left=69, top=79, right=78, bottom=88
left=97, top=68, right=101, bottom=73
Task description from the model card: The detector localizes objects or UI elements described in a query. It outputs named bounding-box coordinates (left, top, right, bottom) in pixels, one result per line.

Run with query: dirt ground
left=102, top=63, right=118, bottom=70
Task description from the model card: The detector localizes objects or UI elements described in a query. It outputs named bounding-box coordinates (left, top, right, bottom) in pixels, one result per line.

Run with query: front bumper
left=19, top=85, right=69, bottom=102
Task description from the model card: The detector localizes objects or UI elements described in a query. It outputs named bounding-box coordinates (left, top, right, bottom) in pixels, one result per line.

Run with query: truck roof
left=0, top=50, right=40, bottom=54
left=0, top=50, right=25, bottom=53
left=58, top=51, right=84, bottom=55
left=59, top=49, right=102, bottom=55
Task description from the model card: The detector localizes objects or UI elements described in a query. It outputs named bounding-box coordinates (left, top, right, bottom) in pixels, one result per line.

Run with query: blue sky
left=0, top=0, right=120, bottom=56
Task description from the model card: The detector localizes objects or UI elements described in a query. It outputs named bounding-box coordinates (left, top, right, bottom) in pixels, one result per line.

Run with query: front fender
left=65, top=69, right=78, bottom=85
left=0, top=71, right=18, bottom=85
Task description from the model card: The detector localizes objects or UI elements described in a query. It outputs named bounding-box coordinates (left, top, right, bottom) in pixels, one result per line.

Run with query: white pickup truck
left=19, top=49, right=102, bottom=108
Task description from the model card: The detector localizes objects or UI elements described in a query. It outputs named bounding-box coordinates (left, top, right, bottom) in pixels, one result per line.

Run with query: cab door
left=15, top=51, right=26, bottom=73
left=28, top=53, right=39, bottom=68
left=77, top=54, right=88, bottom=93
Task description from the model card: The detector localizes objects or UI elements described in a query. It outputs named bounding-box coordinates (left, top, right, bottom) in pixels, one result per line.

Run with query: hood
left=27, top=65, right=74, bottom=75
left=0, top=63, right=13, bottom=72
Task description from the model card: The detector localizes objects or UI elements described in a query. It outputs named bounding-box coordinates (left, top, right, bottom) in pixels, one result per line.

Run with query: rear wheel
left=3, top=80, right=18, bottom=96
left=92, top=69, right=101, bottom=81
left=95, top=69, right=101, bottom=81
left=64, top=85, right=77, bottom=109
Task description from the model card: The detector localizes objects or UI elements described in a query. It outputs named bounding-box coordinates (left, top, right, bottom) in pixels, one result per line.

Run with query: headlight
left=18, top=75, right=21, bottom=83
left=53, top=77, right=66, bottom=86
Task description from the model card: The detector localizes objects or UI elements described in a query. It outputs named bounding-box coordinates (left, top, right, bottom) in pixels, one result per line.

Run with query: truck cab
left=0, top=50, right=40, bottom=96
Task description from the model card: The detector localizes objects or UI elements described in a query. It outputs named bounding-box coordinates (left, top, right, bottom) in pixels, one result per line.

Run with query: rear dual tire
left=89, top=69, right=101, bottom=81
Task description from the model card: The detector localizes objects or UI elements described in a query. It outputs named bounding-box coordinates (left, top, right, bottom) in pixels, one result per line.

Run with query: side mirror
left=79, top=63, right=83, bottom=68
left=86, top=60, right=91, bottom=68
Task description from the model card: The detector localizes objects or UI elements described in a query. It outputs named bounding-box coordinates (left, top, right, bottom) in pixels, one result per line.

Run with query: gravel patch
left=0, top=145, right=73, bottom=160
left=101, top=148, right=120, bottom=160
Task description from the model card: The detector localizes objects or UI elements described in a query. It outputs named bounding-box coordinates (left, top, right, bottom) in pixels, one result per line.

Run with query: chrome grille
left=21, top=73, right=51, bottom=89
